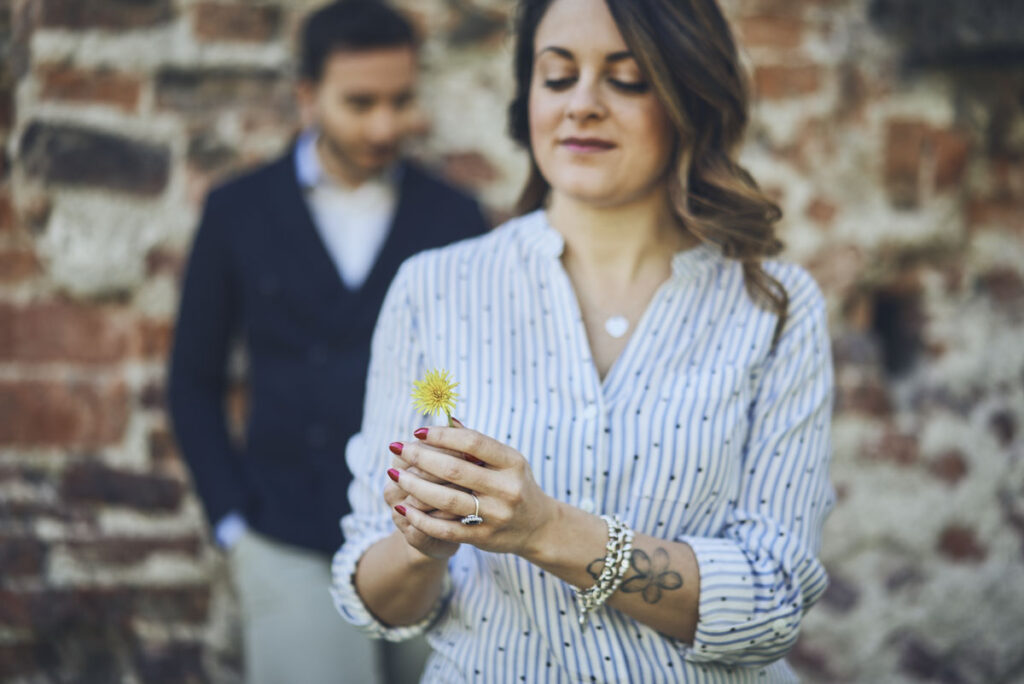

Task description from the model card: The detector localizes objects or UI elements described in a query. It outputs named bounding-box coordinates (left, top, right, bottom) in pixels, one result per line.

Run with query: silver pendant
left=604, top=315, right=629, bottom=338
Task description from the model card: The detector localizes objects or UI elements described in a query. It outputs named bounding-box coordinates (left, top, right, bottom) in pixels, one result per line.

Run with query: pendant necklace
left=604, top=315, right=630, bottom=338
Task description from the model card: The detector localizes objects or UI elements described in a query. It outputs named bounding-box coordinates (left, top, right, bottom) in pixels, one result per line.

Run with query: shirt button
left=582, top=405, right=598, bottom=420
left=579, top=498, right=596, bottom=514
left=771, top=618, right=788, bottom=634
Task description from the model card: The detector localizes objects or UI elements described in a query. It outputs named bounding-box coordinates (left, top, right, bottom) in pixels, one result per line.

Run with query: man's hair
left=299, top=0, right=418, bottom=82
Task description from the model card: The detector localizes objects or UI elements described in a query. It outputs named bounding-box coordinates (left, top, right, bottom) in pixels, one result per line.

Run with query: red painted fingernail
left=451, top=417, right=465, bottom=428
left=389, top=442, right=403, bottom=456
left=394, top=505, right=407, bottom=516
left=414, top=428, right=429, bottom=440
left=387, top=468, right=400, bottom=483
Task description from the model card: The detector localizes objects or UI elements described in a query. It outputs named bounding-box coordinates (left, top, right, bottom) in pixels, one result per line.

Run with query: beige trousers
left=229, top=529, right=430, bottom=684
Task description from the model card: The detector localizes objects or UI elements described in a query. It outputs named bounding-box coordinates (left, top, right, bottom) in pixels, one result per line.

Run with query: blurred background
left=0, top=0, right=1022, bottom=681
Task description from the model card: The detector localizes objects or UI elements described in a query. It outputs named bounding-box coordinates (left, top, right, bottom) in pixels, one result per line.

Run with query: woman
left=331, top=0, right=834, bottom=680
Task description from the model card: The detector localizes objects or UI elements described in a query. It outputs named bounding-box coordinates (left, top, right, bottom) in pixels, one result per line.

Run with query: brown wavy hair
left=508, top=0, right=790, bottom=346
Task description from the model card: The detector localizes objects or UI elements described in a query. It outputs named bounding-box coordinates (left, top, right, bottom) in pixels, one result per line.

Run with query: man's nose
left=367, top=106, right=401, bottom=144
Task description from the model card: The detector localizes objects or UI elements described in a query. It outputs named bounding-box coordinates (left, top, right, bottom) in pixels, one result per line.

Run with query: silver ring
left=461, top=494, right=483, bottom=526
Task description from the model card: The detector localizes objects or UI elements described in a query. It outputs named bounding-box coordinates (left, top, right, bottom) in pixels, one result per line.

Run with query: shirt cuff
left=678, top=536, right=800, bottom=666
left=330, top=530, right=452, bottom=642
left=214, top=511, right=248, bottom=549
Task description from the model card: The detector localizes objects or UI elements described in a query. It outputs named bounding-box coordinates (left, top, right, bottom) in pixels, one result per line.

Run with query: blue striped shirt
left=331, top=210, right=834, bottom=683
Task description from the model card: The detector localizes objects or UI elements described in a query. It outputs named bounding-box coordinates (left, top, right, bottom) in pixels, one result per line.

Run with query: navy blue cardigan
left=168, top=149, right=489, bottom=554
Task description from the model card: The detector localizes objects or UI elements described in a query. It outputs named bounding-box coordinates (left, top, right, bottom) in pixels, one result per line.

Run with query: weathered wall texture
left=0, top=0, right=1021, bottom=681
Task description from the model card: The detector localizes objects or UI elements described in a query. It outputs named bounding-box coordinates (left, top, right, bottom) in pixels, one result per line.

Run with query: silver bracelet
left=572, top=514, right=634, bottom=628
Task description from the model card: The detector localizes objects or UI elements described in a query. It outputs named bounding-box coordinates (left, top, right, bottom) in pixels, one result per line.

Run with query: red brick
left=885, top=119, right=929, bottom=209
left=0, top=189, right=13, bottom=233
left=753, top=64, right=822, bottom=99
left=0, top=536, right=47, bottom=577
left=836, top=379, right=891, bottom=417
left=60, top=463, right=185, bottom=512
left=447, top=5, right=509, bottom=47
left=988, top=157, right=1024, bottom=199
left=0, top=302, right=139, bottom=364
left=0, top=642, right=39, bottom=679
left=155, top=68, right=292, bottom=116
left=0, top=591, right=32, bottom=631
left=64, top=536, right=201, bottom=567
left=977, top=267, right=1024, bottom=306
left=19, top=192, right=52, bottom=233
left=148, top=428, right=177, bottom=461
left=134, top=586, right=211, bottom=624
left=968, top=199, right=1024, bottom=232
left=737, top=16, right=804, bottom=49
left=0, top=88, right=12, bottom=132
left=441, top=151, right=500, bottom=190
left=990, top=410, right=1017, bottom=447
left=192, top=3, right=281, bottom=43
left=138, top=319, right=173, bottom=359
left=0, top=499, right=97, bottom=527
left=39, top=0, right=173, bottom=30
left=928, top=450, right=968, bottom=485
left=0, top=380, right=130, bottom=447
left=864, top=429, right=918, bottom=466
left=145, top=247, right=184, bottom=277
left=38, top=65, right=143, bottom=112
left=937, top=524, right=987, bottom=562
left=0, top=249, right=38, bottom=282
left=932, top=129, right=971, bottom=190
left=805, top=196, right=838, bottom=227
left=19, top=122, right=171, bottom=197
left=139, top=381, right=165, bottom=411
left=133, top=640, right=205, bottom=684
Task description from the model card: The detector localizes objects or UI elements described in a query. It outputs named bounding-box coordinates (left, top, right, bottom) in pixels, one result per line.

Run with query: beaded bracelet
left=572, top=514, right=634, bottom=628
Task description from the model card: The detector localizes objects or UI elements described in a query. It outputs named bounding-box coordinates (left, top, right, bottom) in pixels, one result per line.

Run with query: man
left=167, top=2, right=489, bottom=682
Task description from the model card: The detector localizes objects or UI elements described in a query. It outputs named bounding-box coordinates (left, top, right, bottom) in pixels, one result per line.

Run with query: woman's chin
left=550, top=178, right=620, bottom=205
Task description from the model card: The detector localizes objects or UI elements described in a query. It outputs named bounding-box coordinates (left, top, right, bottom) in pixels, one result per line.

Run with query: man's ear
left=295, top=80, right=317, bottom=129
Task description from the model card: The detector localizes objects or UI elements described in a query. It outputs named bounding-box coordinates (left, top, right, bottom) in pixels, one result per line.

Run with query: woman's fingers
left=403, top=505, right=477, bottom=543
left=391, top=457, right=447, bottom=485
left=412, top=426, right=517, bottom=469
left=397, top=442, right=491, bottom=492
left=390, top=469, right=480, bottom=520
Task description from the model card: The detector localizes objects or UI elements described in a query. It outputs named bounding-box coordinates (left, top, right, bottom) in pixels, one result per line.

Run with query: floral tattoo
left=587, top=548, right=683, bottom=604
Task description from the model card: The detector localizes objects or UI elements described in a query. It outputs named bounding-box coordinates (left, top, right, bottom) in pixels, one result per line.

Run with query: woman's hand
left=388, top=425, right=563, bottom=560
left=384, top=470, right=460, bottom=561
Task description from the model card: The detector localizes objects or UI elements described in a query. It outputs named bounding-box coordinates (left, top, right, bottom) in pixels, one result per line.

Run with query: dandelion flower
left=412, top=368, right=460, bottom=421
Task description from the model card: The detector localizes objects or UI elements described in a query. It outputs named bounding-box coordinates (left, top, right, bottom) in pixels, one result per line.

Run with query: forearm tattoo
left=586, top=548, right=683, bottom=604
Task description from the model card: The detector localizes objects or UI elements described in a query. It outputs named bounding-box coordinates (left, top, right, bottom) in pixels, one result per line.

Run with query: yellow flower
left=411, top=368, right=460, bottom=420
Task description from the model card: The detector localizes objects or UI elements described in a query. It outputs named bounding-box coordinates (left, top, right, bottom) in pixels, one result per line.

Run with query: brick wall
left=1, top=0, right=1022, bottom=681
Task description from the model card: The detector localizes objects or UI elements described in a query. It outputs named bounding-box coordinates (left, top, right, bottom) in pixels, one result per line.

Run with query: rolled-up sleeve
left=329, top=259, right=452, bottom=641
left=679, top=271, right=835, bottom=667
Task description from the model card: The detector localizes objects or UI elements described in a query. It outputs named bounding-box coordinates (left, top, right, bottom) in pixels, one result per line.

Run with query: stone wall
left=0, top=0, right=1021, bottom=681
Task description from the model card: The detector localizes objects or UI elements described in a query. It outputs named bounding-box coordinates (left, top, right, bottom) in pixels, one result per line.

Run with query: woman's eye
left=610, top=79, right=650, bottom=94
left=543, top=77, right=576, bottom=90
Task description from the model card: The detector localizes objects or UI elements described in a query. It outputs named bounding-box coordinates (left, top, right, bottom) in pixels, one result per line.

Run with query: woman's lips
left=561, top=137, right=616, bottom=152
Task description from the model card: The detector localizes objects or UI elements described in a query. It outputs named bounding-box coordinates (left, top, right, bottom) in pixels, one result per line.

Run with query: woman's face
left=528, top=0, right=676, bottom=209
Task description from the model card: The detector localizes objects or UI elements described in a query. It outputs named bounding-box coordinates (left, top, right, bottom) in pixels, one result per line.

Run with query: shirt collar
left=294, top=128, right=403, bottom=190
left=519, top=208, right=722, bottom=282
